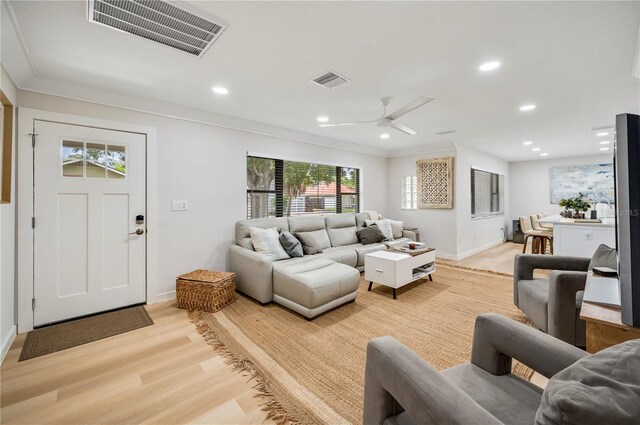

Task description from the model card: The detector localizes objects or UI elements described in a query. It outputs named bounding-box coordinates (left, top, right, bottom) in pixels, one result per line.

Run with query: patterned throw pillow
left=365, top=219, right=394, bottom=241
left=249, top=227, right=290, bottom=261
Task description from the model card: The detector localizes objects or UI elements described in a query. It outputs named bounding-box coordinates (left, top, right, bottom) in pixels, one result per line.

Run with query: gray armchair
left=363, top=313, right=587, bottom=425
left=513, top=254, right=591, bottom=347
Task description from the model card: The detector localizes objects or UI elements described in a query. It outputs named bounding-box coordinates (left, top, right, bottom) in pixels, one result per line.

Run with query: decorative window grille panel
left=401, top=176, right=417, bottom=209
left=416, top=157, right=454, bottom=209
left=471, top=168, right=504, bottom=217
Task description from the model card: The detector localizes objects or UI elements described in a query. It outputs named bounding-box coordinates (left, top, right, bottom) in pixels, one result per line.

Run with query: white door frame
left=17, top=108, right=158, bottom=333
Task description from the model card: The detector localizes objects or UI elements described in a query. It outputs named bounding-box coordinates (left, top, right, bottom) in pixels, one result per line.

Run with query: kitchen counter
left=538, top=214, right=615, bottom=257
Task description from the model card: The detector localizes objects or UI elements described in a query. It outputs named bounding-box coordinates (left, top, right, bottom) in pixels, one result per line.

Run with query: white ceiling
left=3, top=1, right=640, bottom=160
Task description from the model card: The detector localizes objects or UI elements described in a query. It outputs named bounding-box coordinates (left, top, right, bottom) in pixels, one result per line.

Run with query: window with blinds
left=246, top=155, right=360, bottom=219
left=471, top=168, right=504, bottom=218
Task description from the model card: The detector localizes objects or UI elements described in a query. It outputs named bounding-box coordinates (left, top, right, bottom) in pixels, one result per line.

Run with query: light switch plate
left=172, top=200, right=188, bottom=211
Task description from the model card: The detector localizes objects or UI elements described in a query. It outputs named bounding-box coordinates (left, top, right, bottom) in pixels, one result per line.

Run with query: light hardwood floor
left=0, top=302, right=275, bottom=425
left=1, top=243, right=541, bottom=424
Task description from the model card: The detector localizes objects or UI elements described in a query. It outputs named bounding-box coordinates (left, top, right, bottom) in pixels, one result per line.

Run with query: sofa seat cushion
left=442, top=364, right=542, bottom=425
left=353, top=243, right=387, bottom=267
left=272, top=258, right=360, bottom=309
left=315, top=246, right=358, bottom=268
left=517, top=279, right=549, bottom=332
left=383, top=412, right=413, bottom=425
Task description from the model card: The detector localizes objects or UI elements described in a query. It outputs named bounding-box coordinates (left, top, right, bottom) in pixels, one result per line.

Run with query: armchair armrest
left=229, top=245, right=273, bottom=304
left=471, top=313, right=587, bottom=379
left=548, top=271, right=588, bottom=344
left=513, top=254, right=590, bottom=305
left=401, top=229, right=419, bottom=242
left=364, top=336, right=502, bottom=425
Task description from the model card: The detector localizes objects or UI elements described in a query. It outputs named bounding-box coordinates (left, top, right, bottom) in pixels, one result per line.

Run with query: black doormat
left=19, top=306, right=154, bottom=361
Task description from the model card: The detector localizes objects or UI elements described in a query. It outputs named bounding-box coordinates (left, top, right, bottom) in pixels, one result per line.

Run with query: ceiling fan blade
left=386, top=96, right=434, bottom=121
left=390, top=122, right=418, bottom=135
left=319, top=120, right=377, bottom=127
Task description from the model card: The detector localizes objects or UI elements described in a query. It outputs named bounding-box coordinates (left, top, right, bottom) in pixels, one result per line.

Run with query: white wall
left=386, top=145, right=509, bottom=260
left=456, top=146, right=510, bottom=258
left=1, top=65, right=18, bottom=361
left=386, top=149, right=459, bottom=258
left=509, top=154, right=613, bottom=221
left=16, top=90, right=389, bottom=303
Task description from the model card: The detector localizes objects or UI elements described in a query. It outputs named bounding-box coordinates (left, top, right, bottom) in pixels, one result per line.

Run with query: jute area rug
left=20, top=306, right=153, bottom=361
left=190, top=263, right=533, bottom=425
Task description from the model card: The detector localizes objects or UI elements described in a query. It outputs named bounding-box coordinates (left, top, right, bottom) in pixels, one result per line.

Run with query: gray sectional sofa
left=229, top=212, right=418, bottom=319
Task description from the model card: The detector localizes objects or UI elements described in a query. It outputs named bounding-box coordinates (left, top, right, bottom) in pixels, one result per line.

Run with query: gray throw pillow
left=295, top=229, right=331, bottom=255
left=357, top=226, right=385, bottom=245
left=588, top=244, right=617, bottom=271
left=535, top=340, right=640, bottom=425
left=279, top=231, right=303, bottom=258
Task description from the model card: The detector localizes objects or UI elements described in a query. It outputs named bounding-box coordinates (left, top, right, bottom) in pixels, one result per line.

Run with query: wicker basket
left=176, top=269, right=237, bottom=312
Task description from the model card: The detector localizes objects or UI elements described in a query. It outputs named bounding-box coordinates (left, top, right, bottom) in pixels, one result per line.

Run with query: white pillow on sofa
left=387, top=219, right=404, bottom=239
left=249, top=227, right=290, bottom=260
left=365, top=219, right=394, bottom=241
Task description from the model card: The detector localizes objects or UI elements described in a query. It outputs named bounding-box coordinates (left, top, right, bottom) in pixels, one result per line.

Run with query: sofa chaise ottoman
left=272, top=257, right=360, bottom=319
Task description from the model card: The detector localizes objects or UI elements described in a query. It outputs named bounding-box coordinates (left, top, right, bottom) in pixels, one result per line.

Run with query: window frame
left=470, top=167, right=505, bottom=219
left=246, top=155, right=360, bottom=219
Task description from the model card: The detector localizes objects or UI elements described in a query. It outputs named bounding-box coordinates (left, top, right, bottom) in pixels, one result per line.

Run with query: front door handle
left=129, top=229, right=144, bottom=235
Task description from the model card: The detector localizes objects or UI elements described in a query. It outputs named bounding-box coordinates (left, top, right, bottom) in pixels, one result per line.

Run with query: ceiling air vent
left=88, top=0, right=226, bottom=57
left=312, top=71, right=350, bottom=89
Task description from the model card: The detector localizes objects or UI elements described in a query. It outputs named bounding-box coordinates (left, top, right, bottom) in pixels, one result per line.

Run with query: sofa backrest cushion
left=288, top=215, right=325, bottom=233
left=236, top=217, right=289, bottom=250
left=354, top=212, right=370, bottom=229
left=325, top=214, right=358, bottom=247
left=296, top=229, right=332, bottom=254
left=588, top=244, right=617, bottom=271
left=535, top=339, right=640, bottom=425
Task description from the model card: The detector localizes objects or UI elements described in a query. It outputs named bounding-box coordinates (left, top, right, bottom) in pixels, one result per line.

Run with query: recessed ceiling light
left=380, top=133, right=390, bottom=139
left=212, top=86, right=229, bottom=95
left=600, top=147, right=610, bottom=151
left=532, top=147, right=541, bottom=152
left=596, top=132, right=609, bottom=137
left=540, top=153, right=549, bottom=157
left=523, top=141, right=533, bottom=145
left=519, top=104, right=536, bottom=111
left=599, top=141, right=611, bottom=145
left=479, top=61, right=501, bottom=71
left=317, top=116, right=329, bottom=123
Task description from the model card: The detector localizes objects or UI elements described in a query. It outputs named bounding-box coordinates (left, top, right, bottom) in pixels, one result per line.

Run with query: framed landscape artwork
left=416, top=157, right=454, bottom=209
left=549, top=163, right=614, bottom=204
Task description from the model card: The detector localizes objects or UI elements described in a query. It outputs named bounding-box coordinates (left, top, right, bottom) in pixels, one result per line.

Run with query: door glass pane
left=85, top=143, right=106, bottom=179
left=62, top=140, right=84, bottom=177
left=107, top=145, right=126, bottom=179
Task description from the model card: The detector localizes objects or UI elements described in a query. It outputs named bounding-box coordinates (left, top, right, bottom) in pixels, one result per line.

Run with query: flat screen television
left=615, top=113, right=640, bottom=326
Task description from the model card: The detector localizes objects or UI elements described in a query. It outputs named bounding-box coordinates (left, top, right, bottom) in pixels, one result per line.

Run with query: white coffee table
left=364, top=248, right=436, bottom=299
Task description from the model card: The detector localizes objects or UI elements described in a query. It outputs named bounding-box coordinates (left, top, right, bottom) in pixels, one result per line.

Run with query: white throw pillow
left=387, top=219, right=404, bottom=239
left=249, top=227, right=290, bottom=261
left=365, top=219, right=394, bottom=240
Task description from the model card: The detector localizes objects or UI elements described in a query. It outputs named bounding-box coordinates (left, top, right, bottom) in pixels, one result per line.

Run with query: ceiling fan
left=319, top=96, right=434, bottom=135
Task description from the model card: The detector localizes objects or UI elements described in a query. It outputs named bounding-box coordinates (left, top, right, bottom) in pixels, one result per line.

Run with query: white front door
left=33, top=121, right=146, bottom=326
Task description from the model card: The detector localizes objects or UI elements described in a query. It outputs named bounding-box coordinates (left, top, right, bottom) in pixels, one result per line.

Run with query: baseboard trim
left=435, top=252, right=458, bottom=261
left=154, top=290, right=176, bottom=303
left=455, top=239, right=504, bottom=261
left=1, top=325, right=17, bottom=364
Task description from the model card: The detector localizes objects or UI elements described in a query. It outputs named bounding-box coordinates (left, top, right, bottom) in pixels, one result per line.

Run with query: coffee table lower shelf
left=364, top=249, right=436, bottom=299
